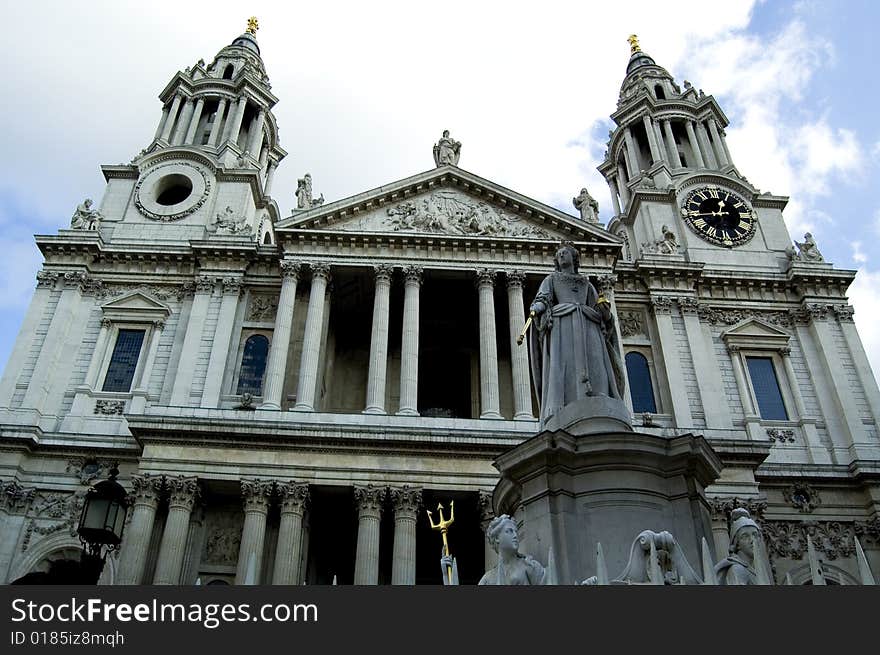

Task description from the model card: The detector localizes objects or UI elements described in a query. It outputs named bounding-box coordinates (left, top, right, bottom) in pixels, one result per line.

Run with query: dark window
left=625, top=352, right=657, bottom=413
left=102, top=329, right=146, bottom=392
left=237, top=335, right=270, bottom=395
left=746, top=356, right=788, bottom=420
left=654, top=84, right=666, bottom=99
left=222, top=64, right=234, bottom=80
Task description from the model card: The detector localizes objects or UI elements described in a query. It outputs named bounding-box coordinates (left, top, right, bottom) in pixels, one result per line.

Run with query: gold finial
left=627, top=34, right=641, bottom=54
left=246, top=16, right=259, bottom=35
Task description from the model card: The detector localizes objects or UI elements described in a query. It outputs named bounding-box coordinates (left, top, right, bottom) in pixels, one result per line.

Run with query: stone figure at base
left=609, top=529, right=702, bottom=585
left=528, top=241, right=625, bottom=427
left=441, top=514, right=545, bottom=584
left=70, top=198, right=103, bottom=230
left=792, top=232, right=824, bottom=263
left=714, top=508, right=761, bottom=585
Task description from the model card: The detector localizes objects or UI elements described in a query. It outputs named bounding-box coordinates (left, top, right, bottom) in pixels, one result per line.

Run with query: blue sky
left=0, top=0, right=878, bottom=380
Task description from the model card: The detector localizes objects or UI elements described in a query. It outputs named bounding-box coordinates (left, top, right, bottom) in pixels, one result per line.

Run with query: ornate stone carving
left=402, top=265, right=423, bottom=286
left=295, top=173, right=324, bottom=210
left=134, top=161, right=211, bottom=222
left=650, top=295, right=674, bottom=314
left=677, top=297, right=700, bottom=315
left=726, top=344, right=741, bottom=355
left=208, top=206, right=253, bottom=236
left=278, top=482, right=309, bottom=515
left=279, top=260, right=301, bottom=280
left=389, top=486, right=422, bottom=517
left=383, top=190, right=549, bottom=238
left=62, top=271, right=87, bottom=289
left=573, top=187, right=599, bottom=222
left=65, top=458, right=112, bottom=484
left=166, top=476, right=199, bottom=510
left=763, top=520, right=856, bottom=561
left=831, top=304, right=855, bottom=323
left=791, top=303, right=828, bottom=324
left=433, top=130, right=461, bottom=167
left=1, top=480, right=36, bottom=514
left=618, top=311, right=645, bottom=338
left=783, top=482, right=820, bottom=513
left=247, top=295, right=278, bottom=322
left=373, top=263, right=394, bottom=284
left=478, top=490, right=494, bottom=527
left=21, top=490, right=85, bottom=551
left=640, top=225, right=679, bottom=255
left=353, top=484, right=386, bottom=515
left=70, top=198, right=103, bottom=230
left=106, top=284, right=175, bottom=301
left=94, top=400, right=125, bottom=416
left=767, top=428, right=795, bottom=443
left=309, top=262, right=332, bottom=281
left=854, top=517, right=880, bottom=545
left=176, top=281, right=197, bottom=300
left=241, top=479, right=274, bottom=512
left=596, top=274, right=617, bottom=296
left=506, top=270, right=526, bottom=289
left=221, top=276, right=243, bottom=296
left=204, top=526, right=242, bottom=566
left=698, top=306, right=793, bottom=328
left=101, top=318, right=113, bottom=329
left=235, top=393, right=255, bottom=410
left=195, top=276, right=215, bottom=293
left=129, top=474, right=164, bottom=507
left=475, top=268, right=497, bottom=288
left=708, top=497, right=768, bottom=522
left=35, top=271, right=60, bottom=289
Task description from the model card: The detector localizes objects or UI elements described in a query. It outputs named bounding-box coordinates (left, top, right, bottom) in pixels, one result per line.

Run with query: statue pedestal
left=493, top=424, right=722, bottom=584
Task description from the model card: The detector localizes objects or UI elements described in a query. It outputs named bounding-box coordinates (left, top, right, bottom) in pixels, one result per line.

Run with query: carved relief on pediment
left=334, top=189, right=551, bottom=238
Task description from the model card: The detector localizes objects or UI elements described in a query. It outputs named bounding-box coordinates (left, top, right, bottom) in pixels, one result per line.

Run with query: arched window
left=654, top=84, right=666, bottom=99
left=222, top=64, right=235, bottom=80
left=236, top=334, right=270, bottom=395
left=625, top=351, right=656, bottom=413
left=263, top=231, right=272, bottom=245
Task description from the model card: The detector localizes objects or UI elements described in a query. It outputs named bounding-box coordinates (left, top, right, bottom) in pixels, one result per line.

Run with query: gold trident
left=427, top=501, right=455, bottom=584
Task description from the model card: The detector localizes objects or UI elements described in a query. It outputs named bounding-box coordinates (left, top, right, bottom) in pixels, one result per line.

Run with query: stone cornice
left=158, top=70, right=279, bottom=108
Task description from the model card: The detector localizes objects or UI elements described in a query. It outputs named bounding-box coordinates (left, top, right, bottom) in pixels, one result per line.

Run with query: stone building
left=1, top=25, right=878, bottom=585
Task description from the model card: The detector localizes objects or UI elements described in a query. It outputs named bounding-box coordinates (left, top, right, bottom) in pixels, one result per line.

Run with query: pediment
left=721, top=317, right=790, bottom=348
left=101, top=290, right=172, bottom=321
left=275, top=166, right=620, bottom=245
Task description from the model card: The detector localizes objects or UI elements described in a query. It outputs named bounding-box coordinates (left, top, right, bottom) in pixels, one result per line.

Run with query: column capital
left=278, top=481, right=310, bottom=515
left=389, top=486, right=422, bottom=518
left=832, top=304, right=855, bottom=323
left=221, top=276, right=244, bottom=296
left=309, top=262, right=332, bottom=282
left=596, top=273, right=617, bottom=295
left=677, top=297, right=700, bottom=315
left=726, top=344, right=742, bottom=355
left=779, top=346, right=792, bottom=357
left=374, top=263, right=394, bottom=284
left=129, top=474, right=164, bottom=509
left=475, top=267, right=497, bottom=288
left=506, top=270, right=526, bottom=289
left=195, top=275, right=215, bottom=294
left=35, top=270, right=60, bottom=289
left=280, top=259, right=301, bottom=279
left=402, top=265, right=423, bottom=286
left=354, top=484, right=386, bottom=517
left=166, top=476, right=199, bottom=511
left=152, top=319, right=166, bottom=331
left=100, top=317, right=113, bottom=329
left=241, top=478, right=274, bottom=513
left=650, top=295, right=674, bottom=315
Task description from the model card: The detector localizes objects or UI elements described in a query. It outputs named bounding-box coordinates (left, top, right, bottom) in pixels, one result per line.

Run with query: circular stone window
left=134, top=162, right=212, bottom=221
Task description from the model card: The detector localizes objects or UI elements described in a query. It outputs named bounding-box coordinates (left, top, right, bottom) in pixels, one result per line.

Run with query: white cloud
left=849, top=266, right=880, bottom=381
left=852, top=242, right=868, bottom=265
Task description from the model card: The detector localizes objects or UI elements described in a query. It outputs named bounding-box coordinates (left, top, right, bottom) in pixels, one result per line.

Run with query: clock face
left=680, top=186, right=756, bottom=247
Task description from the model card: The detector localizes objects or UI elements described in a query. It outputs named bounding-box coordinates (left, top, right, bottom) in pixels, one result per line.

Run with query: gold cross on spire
left=246, top=16, right=259, bottom=35
left=627, top=34, right=641, bottom=54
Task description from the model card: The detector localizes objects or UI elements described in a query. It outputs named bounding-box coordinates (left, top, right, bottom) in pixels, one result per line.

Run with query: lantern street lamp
left=77, top=466, right=129, bottom=584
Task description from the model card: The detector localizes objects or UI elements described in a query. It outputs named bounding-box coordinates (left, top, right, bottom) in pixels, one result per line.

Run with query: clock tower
left=599, top=35, right=793, bottom=269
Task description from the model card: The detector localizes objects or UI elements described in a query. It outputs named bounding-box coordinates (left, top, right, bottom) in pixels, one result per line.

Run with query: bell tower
left=96, top=17, right=287, bottom=244
left=599, top=36, right=793, bottom=269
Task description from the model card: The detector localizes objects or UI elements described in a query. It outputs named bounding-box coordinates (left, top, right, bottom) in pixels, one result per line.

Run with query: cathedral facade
left=1, top=24, right=878, bottom=585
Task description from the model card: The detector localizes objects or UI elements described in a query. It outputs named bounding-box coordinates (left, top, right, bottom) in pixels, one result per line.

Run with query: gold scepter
left=427, top=501, right=455, bottom=584
left=516, top=311, right=536, bottom=346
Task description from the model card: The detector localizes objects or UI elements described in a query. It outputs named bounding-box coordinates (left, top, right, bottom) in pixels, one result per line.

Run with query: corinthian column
left=272, top=482, right=309, bottom=585
left=506, top=271, right=533, bottom=420
left=476, top=269, right=502, bottom=419
left=389, top=486, right=422, bottom=585
left=353, top=485, right=385, bottom=585
left=397, top=266, right=422, bottom=416
left=294, top=263, right=332, bottom=411
left=260, top=261, right=301, bottom=410
left=116, top=474, right=163, bottom=585
left=364, top=264, right=394, bottom=414
left=235, top=479, right=273, bottom=585
left=153, top=476, right=199, bottom=585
